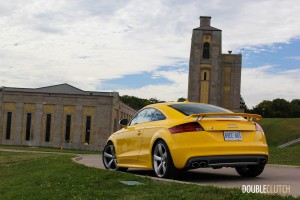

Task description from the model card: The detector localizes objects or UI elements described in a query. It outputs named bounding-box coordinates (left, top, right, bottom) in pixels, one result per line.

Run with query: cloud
left=241, top=66, right=300, bottom=108
left=287, top=56, right=300, bottom=61
left=116, top=69, right=189, bottom=101
left=0, top=0, right=300, bottom=107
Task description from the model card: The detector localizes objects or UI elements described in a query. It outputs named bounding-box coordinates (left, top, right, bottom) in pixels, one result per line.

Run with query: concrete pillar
left=73, top=105, right=83, bottom=148
left=14, top=102, right=24, bottom=145
left=33, top=103, right=43, bottom=146
left=53, top=104, right=63, bottom=148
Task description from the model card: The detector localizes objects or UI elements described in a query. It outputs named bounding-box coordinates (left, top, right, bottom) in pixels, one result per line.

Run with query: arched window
left=203, top=42, right=210, bottom=59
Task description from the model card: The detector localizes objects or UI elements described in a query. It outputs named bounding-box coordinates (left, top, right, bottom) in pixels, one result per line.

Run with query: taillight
left=169, top=122, right=204, bottom=134
left=255, top=123, right=264, bottom=132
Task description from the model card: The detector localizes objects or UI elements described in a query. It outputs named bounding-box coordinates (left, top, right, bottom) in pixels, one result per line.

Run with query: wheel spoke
left=162, top=162, right=167, bottom=173
left=158, top=144, right=164, bottom=156
left=104, top=152, right=113, bottom=158
left=162, top=152, right=167, bottom=159
left=154, top=155, right=161, bottom=161
left=113, top=159, right=117, bottom=167
left=107, top=159, right=113, bottom=168
left=158, top=163, right=162, bottom=173
left=109, top=145, right=114, bottom=155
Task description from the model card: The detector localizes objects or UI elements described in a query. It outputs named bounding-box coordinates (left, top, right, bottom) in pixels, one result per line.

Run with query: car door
left=138, top=108, right=166, bottom=166
left=115, top=108, right=152, bottom=165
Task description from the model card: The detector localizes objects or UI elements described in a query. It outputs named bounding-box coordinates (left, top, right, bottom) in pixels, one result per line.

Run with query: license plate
left=224, top=131, right=242, bottom=141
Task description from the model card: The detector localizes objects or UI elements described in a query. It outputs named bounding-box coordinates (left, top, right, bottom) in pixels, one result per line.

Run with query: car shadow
left=127, top=168, right=258, bottom=184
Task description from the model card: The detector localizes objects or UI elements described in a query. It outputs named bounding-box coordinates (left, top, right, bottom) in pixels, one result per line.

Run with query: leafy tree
left=120, top=95, right=164, bottom=110
left=177, top=97, right=186, bottom=102
left=252, top=100, right=273, bottom=117
left=149, top=97, right=165, bottom=104
left=240, top=96, right=248, bottom=112
left=250, top=98, right=300, bottom=118
left=271, top=98, right=290, bottom=117
left=290, top=99, right=300, bottom=117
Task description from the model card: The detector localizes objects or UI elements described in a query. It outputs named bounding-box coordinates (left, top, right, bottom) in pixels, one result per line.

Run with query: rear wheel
left=153, top=140, right=175, bottom=178
left=235, top=165, right=265, bottom=177
left=102, top=143, right=127, bottom=171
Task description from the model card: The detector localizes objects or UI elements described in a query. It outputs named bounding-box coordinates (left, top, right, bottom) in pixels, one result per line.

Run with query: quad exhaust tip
left=191, top=161, right=207, bottom=168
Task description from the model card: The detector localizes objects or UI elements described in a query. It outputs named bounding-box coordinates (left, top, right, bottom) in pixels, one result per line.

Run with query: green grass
left=0, top=145, right=100, bottom=155
left=268, top=147, right=300, bottom=166
left=0, top=152, right=296, bottom=200
left=258, top=118, right=300, bottom=146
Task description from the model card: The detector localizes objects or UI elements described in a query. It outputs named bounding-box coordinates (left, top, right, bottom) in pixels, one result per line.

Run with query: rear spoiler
left=185, top=113, right=262, bottom=122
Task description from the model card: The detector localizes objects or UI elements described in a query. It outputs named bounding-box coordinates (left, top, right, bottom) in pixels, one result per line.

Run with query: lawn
left=258, top=118, right=300, bottom=147
left=268, top=147, right=300, bottom=166
left=0, top=145, right=100, bottom=155
left=0, top=151, right=296, bottom=200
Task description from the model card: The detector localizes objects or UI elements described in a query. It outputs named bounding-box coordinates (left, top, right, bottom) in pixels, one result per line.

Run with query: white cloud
left=0, top=0, right=300, bottom=105
left=117, top=69, right=189, bottom=101
left=241, top=66, right=300, bottom=108
left=287, top=56, right=300, bottom=61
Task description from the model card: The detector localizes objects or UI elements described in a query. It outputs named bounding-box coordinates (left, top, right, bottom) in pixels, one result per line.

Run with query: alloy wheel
left=153, top=142, right=169, bottom=177
left=103, top=144, right=118, bottom=170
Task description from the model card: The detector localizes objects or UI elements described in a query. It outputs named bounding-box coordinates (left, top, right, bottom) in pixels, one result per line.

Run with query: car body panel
left=105, top=102, right=269, bottom=170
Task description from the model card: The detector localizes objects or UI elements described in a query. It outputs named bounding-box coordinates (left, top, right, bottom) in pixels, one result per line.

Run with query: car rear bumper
left=184, top=155, right=268, bottom=169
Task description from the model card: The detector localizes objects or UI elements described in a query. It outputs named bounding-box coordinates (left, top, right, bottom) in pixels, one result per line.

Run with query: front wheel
left=235, top=165, right=265, bottom=177
left=153, top=140, right=175, bottom=178
left=102, top=143, right=127, bottom=171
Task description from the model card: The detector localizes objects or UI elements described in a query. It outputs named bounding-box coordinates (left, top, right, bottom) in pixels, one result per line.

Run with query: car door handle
left=137, top=131, right=142, bottom=136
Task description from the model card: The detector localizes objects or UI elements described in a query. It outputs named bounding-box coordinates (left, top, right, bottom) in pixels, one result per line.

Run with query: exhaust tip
left=191, top=162, right=200, bottom=168
left=199, top=162, right=207, bottom=168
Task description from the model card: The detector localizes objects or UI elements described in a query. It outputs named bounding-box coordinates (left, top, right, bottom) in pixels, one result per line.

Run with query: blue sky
left=0, top=0, right=300, bottom=107
left=243, top=39, right=300, bottom=70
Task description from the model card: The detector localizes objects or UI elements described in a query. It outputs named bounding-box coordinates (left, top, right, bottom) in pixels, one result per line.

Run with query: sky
left=1, top=0, right=300, bottom=108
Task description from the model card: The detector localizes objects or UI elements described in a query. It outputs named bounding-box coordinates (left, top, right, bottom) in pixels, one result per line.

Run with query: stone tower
left=187, top=16, right=242, bottom=112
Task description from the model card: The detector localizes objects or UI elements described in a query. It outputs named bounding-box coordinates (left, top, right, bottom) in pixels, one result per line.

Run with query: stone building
left=0, top=83, right=136, bottom=150
left=188, top=16, right=242, bottom=112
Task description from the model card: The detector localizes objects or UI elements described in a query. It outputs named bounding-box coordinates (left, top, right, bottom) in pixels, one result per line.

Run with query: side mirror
left=119, top=119, right=129, bottom=126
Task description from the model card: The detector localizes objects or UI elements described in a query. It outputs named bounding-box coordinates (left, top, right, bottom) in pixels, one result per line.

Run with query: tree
left=177, top=97, right=186, bottom=102
left=290, top=99, right=300, bottom=117
left=240, top=96, right=248, bottom=112
left=120, top=95, right=164, bottom=110
left=252, top=100, right=273, bottom=117
left=250, top=98, right=300, bottom=118
left=270, top=98, right=290, bottom=117
left=120, top=95, right=150, bottom=110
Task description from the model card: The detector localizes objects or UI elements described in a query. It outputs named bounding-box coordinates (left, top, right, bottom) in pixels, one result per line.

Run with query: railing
left=278, top=135, right=300, bottom=148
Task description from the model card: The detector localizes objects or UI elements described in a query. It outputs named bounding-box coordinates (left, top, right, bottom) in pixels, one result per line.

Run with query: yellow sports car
left=102, top=102, right=268, bottom=178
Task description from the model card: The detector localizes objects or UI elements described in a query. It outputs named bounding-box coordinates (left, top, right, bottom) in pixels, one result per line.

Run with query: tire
left=152, top=140, right=175, bottom=178
left=235, top=165, right=265, bottom=177
left=102, top=143, right=127, bottom=171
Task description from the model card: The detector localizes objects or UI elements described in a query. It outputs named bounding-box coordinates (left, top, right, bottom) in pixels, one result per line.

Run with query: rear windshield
left=169, top=104, right=231, bottom=116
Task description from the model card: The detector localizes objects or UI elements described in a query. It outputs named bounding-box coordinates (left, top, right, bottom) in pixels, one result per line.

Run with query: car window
left=169, top=103, right=231, bottom=116
left=129, top=108, right=166, bottom=126
left=151, top=109, right=166, bottom=121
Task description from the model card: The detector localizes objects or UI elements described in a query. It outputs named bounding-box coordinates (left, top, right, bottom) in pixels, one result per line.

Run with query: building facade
left=0, top=84, right=136, bottom=150
left=188, top=16, right=242, bottom=112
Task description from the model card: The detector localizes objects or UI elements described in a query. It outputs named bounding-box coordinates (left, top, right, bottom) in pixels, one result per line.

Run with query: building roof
left=0, top=83, right=116, bottom=97
left=193, top=26, right=221, bottom=31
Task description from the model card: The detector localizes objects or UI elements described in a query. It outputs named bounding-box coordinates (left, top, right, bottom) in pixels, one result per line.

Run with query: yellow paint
left=3, top=103, right=16, bottom=140
left=200, top=69, right=210, bottom=103
left=223, top=67, right=232, bottom=108
left=106, top=102, right=268, bottom=170
left=203, top=35, right=211, bottom=43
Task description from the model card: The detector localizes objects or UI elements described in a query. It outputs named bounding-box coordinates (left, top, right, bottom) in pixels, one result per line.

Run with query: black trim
left=185, top=155, right=268, bottom=169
